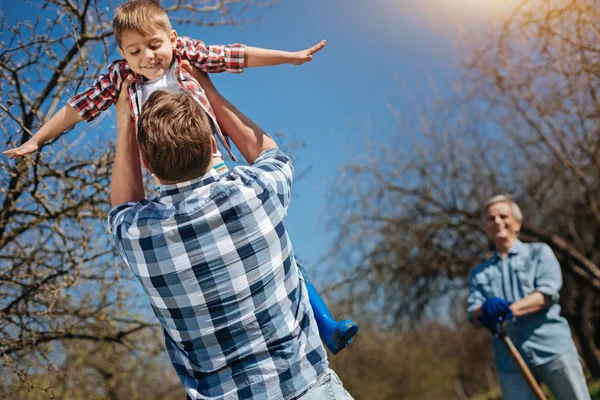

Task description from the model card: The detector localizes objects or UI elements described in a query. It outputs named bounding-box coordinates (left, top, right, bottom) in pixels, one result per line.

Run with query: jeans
left=499, top=349, right=591, bottom=400
left=298, top=368, right=354, bottom=400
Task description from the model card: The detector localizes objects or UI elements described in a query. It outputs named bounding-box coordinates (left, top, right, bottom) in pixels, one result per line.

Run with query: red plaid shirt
left=68, top=36, right=245, bottom=160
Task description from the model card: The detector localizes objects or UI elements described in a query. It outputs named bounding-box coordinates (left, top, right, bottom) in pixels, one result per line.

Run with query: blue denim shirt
left=467, top=240, right=576, bottom=372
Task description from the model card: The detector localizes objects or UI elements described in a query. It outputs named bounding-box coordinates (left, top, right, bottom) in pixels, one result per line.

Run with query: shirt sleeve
left=534, top=243, right=562, bottom=303
left=68, top=60, right=130, bottom=122
left=250, top=148, right=294, bottom=211
left=107, top=202, right=137, bottom=266
left=467, top=269, right=486, bottom=323
left=176, top=36, right=245, bottom=74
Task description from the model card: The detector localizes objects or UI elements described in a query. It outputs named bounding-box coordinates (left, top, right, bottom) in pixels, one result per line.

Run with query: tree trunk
left=570, top=288, right=600, bottom=379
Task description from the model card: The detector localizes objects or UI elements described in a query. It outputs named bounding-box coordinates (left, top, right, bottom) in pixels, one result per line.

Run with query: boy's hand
left=290, top=40, right=326, bottom=65
left=3, top=139, right=39, bottom=159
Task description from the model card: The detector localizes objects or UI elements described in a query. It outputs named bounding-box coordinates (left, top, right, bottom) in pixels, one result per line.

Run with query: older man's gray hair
left=484, top=195, right=523, bottom=222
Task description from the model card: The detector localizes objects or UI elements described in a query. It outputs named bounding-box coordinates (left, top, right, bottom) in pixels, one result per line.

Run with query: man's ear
left=118, top=47, right=125, bottom=58
left=141, top=157, right=153, bottom=174
left=515, top=220, right=522, bottom=233
left=211, top=136, right=218, bottom=154
left=170, top=30, right=178, bottom=48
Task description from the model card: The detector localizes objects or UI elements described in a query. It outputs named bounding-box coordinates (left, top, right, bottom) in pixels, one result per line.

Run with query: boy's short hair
left=113, top=0, right=172, bottom=47
left=138, top=90, right=213, bottom=182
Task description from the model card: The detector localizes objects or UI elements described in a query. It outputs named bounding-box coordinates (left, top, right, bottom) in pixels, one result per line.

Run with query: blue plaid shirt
left=108, top=149, right=328, bottom=399
left=468, top=240, right=577, bottom=372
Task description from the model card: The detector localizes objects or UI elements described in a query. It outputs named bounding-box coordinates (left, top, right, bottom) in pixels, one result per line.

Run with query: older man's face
left=485, top=201, right=521, bottom=245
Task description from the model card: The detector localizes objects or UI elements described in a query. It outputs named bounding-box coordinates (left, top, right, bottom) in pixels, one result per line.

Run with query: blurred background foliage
left=1, top=0, right=598, bottom=398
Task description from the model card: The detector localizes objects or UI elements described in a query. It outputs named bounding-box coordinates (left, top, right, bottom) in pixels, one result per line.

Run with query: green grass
left=474, top=379, right=599, bottom=400
left=589, top=380, right=600, bottom=400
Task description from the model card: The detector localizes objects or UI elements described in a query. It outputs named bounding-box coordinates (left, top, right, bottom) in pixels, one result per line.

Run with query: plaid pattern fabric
left=108, top=149, right=328, bottom=399
left=67, top=36, right=245, bottom=160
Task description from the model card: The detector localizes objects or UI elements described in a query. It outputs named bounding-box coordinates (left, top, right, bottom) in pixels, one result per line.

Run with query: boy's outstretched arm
left=244, top=40, right=326, bottom=67
left=3, top=105, right=83, bottom=159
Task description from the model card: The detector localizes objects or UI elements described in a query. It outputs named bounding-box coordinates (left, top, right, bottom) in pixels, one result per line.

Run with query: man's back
left=109, top=149, right=328, bottom=399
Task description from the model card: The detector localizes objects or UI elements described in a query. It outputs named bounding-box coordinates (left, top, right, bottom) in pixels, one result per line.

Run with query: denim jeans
left=298, top=368, right=354, bottom=400
left=499, top=349, right=591, bottom=400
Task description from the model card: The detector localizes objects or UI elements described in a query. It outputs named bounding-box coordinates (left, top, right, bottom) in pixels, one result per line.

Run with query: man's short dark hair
left=138, top=90, right=213, bottom=182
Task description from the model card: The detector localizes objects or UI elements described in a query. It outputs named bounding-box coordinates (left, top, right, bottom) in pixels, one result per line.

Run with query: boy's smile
left=118, top=29, right=177, bottom=80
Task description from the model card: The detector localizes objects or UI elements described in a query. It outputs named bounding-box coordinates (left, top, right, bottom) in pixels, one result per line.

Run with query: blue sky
left=189, top=0, right=508, bottom=272
left=2, top=0, right=510, bottom=278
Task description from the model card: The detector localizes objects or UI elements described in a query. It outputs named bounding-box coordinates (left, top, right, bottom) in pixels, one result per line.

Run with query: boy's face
left=118, top=29, right=177, bottom=80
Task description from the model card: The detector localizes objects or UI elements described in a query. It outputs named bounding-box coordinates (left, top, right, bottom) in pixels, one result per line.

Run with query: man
left=468, top=195, right=591, bottom=400
left=108, top=72, right=354, bottom=399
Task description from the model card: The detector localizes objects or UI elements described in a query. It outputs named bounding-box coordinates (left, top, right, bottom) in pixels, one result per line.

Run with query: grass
left=474, top=379, right=599, bottom=400
left=589, top=380, right=600, bottom=400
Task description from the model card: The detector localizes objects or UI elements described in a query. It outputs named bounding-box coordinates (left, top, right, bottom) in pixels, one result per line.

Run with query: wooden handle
left=501, top=335, right=547, bottom=400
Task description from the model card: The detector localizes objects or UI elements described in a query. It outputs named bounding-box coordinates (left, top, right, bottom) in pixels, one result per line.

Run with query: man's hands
left=478, top=297, right=513, bottom=334
left=115, top=74, right=134, bottom=131
left=289, top=40, right=327, bottom=65
left=4, top=139, right=39, bottom=159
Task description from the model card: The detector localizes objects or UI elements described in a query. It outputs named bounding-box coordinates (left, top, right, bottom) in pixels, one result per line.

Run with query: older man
left=467, top=195, right=590, bottom=400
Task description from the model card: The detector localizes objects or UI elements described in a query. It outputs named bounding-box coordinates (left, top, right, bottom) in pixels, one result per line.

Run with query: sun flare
left=418, top=0, right=521, bottom=25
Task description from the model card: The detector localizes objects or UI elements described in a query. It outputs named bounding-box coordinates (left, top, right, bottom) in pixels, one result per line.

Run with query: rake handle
left=499, top=334, right=547, bottom=400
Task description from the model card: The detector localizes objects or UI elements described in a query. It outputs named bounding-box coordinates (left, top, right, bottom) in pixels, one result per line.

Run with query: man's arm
left=110, top=75, right=144, bottom=206
left=189, top=68, right=277, bottom=164
left=510, top=292, right=551, bottom=317
left=467, top=271, right=486, bottom=328
left=511, top=244, right=561, bottom=317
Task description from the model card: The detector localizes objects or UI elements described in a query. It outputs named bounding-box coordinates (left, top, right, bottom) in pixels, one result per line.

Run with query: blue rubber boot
left=305, top=282, right=360, bottom=355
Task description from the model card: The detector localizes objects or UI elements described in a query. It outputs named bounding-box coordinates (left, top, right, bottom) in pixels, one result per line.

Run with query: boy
left=6, top=0, right=358, bottom=354
left=4, top=0, right=325, bottom=161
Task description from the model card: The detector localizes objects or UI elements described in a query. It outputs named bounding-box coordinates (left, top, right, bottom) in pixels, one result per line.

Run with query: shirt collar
left=508, top=239, right=526, bottom=255
left=158, top=162, right=230, bottom=197
left=492, top=239, right=525, bottom=260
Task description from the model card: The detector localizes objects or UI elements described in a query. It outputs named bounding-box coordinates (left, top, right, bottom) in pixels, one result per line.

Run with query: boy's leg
left=536, top=350, right=591, bottom=400
left=297, top=261, right=359, bottom=355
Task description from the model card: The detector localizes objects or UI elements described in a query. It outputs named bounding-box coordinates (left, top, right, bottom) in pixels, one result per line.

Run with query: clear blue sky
left=2, top=0, right=508, bottom=275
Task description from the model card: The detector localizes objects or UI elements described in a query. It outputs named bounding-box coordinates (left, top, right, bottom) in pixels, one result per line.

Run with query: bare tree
left=0, top=0, right=272, bottom=397
left=465, top=0, right=600, bottom=376
left=329, top=0, right=600, bottom=380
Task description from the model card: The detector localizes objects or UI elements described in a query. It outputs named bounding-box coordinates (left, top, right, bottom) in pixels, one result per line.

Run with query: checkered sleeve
left=176, top=36, right=245, bottom=74
left=107, top=201, right=137, bottom=266
left=67, top=60, right=130, bottom=122
left=251, top=148, right=294, bottom=210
